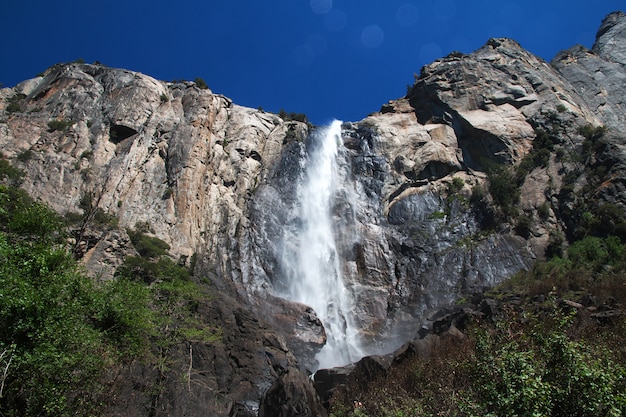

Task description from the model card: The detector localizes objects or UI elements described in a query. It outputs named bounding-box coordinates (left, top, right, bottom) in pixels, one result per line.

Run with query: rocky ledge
left=1, top=10, right=625, bottom=417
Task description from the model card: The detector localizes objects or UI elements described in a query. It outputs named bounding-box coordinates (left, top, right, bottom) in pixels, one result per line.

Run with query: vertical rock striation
left=1, top=10, right=626, bottom=416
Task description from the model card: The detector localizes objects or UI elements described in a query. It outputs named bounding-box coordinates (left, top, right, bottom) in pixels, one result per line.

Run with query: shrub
left=279, top=108, right=309, bottom=124
left=0, top=176, right=217, bottom=415
left=537, top=201, right=550, bottom=220
left=16, top=149, right=33, bottom=162
left=486, top=162, right=520, bottom=218
left=0, top=245, right=106, bottom=415
left=194, top=77, right=208, bottom=90
left=467, top=332, right=552, bottom=417
left=115, top=254, right=219, bottom=348
left=47, top=119, right=74, bottom=132
left=430, top=210, right=446, bottom=220
left=546, top=229, right=565, bottom=258
left=92, top=277, right=155, bottom=354
left=580, top=124, right=607, bottom=161
left=449, top=177, right=464, bottom=194
left=127, top=228, right=170, bottom=259
left=514, top=213, right=533, bottom=238
left=5, top=94, right=26, bottom=114
left=0, top=185, right=33, bottom=226
left=465, top=322, right=626, bottom=417
left=567, top=235, right=624, bottom=272
left=591, top=203, right=626, bottom=240
left=579, top=124, right=606, bottom=141
left=8, top=201, right=64, bottom=241
left=0, top=159, right=24, bottom=186
left=93, top=207, right=118, bottom=228
left=0, top=195, right=106, bottom=415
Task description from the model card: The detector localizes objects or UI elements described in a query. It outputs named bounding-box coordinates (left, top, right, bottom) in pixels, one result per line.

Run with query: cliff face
left=1, top=11, right=625, bottom=416
left=551, top=11, right=626, bottom=208
left=1, top=65, right=304, bottom=279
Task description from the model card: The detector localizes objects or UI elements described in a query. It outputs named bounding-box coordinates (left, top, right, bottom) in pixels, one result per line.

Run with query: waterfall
left=279, top=120, right=364, bottom=370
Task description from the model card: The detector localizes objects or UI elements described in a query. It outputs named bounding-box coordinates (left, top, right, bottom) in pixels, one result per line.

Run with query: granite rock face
left=551, top=12, right=626, bottom=210
left=1, top=64, right=321, bottom=415
left=2, top=11, right=626, bottom=416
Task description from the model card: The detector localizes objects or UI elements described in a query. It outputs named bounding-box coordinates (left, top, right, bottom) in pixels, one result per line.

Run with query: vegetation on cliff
left=326, top=116, right=626, bottom=417
left=1, top=12, right=626, bottom=414
left=0, top=160, right=219, bottom=416
left=328, top=234, right=626, bottom=417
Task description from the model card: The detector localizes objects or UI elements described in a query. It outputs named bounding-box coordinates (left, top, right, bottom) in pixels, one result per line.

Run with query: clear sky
left=1, top=1, right=623, bottom=125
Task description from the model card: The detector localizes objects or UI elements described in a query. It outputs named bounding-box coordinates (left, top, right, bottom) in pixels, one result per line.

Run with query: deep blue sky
left=1, top=1, right=623, bottom=125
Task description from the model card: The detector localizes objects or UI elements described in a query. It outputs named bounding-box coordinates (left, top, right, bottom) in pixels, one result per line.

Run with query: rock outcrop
left=1, top=10, right=625, bottom=416
left=551, top=11, right=626, bottom=210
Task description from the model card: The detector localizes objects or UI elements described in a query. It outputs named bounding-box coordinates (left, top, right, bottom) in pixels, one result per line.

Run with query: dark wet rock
left=2, top=11, right=626, bottom=416
left=259, top=369, right=328, bottom=417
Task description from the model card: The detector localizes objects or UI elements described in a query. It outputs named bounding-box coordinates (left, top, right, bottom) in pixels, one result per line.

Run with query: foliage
left=514, top=213, right=533, bottom=238
left=567, top=235, right=625, bottom=272
left=0, top=184, right=112, bottom=415
left=0, top=185, right=31, bottom=226
left=0, top=159, right=24, bottom=186
left=92, top=277, right=155, bottom=355
left=553, top=124, right=626, bottom=242
left=117, top=226, right=219, bottom=346
left=8, top=200, right=65, bottom=241
left=465, top=320, right=625, bottom=417
left=127, top=227, right=171, bottom=259
left=579, top=124, right=607, bottom=141
left=484, top=161, right=520, bottom=218
left=0, top=233, right=107, bottom=416
left=0, top=160, right=217, bottom=415
left=545, top=228, right=565, bottom=258
left=480, top=125, right=566, bottom=225
left=16, top=149, right=33, bottom=162
left=519, top=128, right=558, bottom=174
left=580, top=203, right=626, bottom=240
left=329, top=235, right=626, bottom=417
left=5, top=94, right=26, bottom=114
left=47, top=119, right=74, bottom=132
left=537, top=201, right=550, bottom=220
left=92, top=207, right=118, bottom=228
left=330, top=312, right=625, bottom=417
left=71, top=190, right=119, bottom=253
left=194, top=77, right=208, bottom=90
left=429, top=210, right=446, bottom=220
left=279, top=108, right=309, bottom=124
left=480, top=122, right=623, bottom=244
left=449, top=177, right=464, bottom=194
left=466, top=331, right=552, bottom=417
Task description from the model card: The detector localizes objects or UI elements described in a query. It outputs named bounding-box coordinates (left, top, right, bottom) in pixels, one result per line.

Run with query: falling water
left=280, top=120, right=363, bottom=370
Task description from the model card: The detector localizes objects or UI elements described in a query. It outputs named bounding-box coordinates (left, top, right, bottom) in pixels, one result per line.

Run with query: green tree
left=194, top=77, right=208, bottom=90
left=465, top=323, right=625, bottom=417
left=0, top=171, right=154, bottom=415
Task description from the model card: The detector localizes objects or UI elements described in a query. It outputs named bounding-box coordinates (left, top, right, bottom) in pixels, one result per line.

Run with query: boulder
left=2, top=11, right=626, bottom=416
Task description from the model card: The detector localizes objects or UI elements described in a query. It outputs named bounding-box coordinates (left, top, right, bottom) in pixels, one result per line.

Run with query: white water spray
left=280, top=120, right=364, bottom=370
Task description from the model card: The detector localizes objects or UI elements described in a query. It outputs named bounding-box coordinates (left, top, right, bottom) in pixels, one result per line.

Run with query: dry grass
left=328, top=257, right=626, bottom=417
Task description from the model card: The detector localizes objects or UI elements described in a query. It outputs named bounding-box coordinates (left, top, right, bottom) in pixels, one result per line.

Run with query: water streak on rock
left=279, top=120, right=364, bottom=370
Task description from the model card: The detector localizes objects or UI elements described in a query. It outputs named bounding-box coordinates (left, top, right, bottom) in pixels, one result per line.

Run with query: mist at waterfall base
left=278, top=120, right=366, bottom=371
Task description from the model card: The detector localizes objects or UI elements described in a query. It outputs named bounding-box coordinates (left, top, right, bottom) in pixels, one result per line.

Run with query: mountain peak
left=1, top=11, right=626, bottom=417
left=593, top=10, right=626, bottom=65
